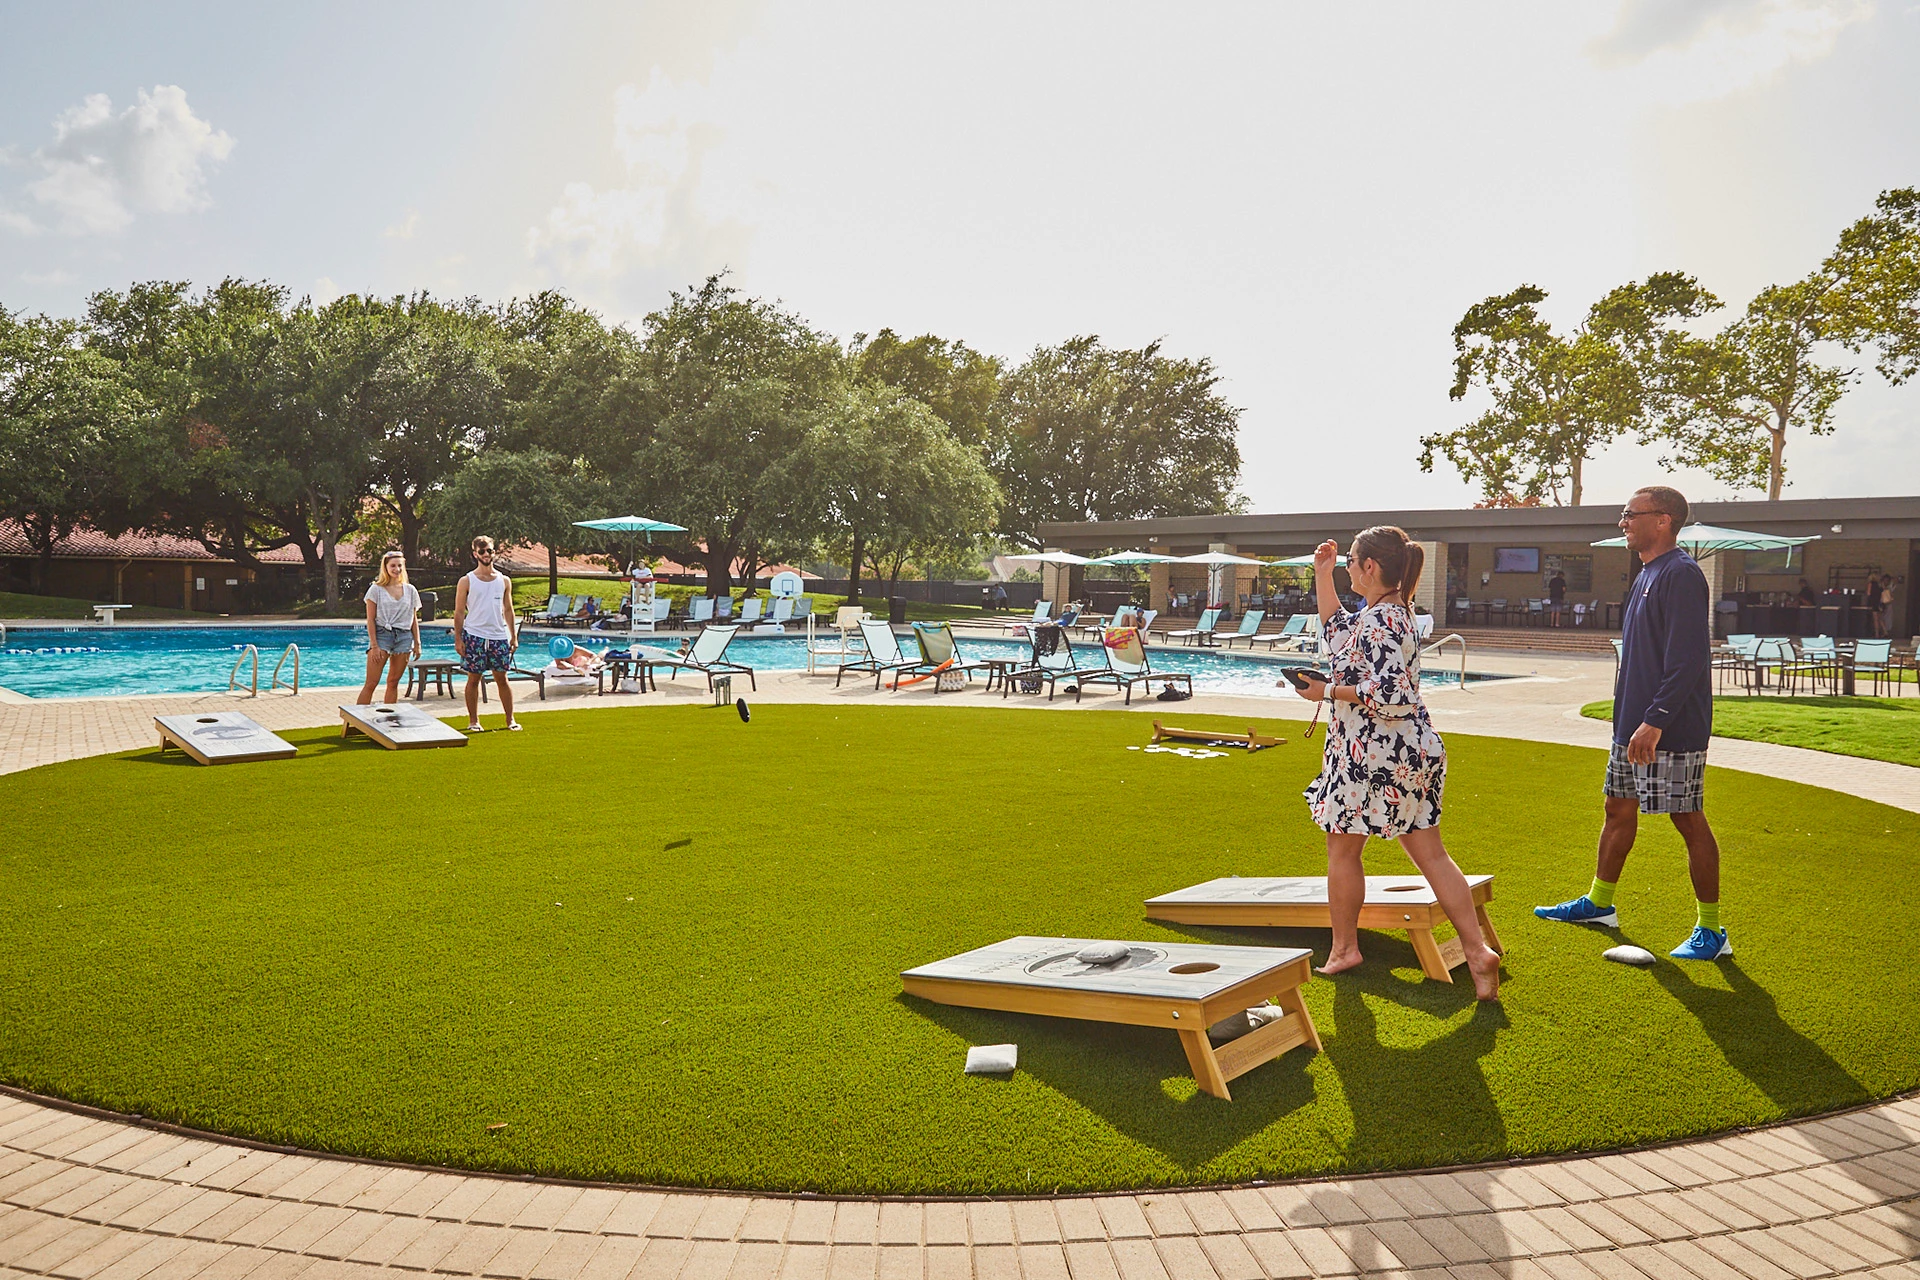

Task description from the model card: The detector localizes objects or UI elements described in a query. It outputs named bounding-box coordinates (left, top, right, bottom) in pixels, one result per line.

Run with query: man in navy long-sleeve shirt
left=1535, top=485, right=1730, bottom=960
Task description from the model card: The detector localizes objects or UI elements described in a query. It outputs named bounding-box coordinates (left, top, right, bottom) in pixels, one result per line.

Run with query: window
left=1493, top=547, right=1539, bottom=574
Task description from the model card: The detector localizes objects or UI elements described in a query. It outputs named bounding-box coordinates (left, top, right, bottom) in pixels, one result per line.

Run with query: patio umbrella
left=572, top=515, right=690, bottom=642
left=1174, top=551, right=1268, bottom=609
left=1088, top=550, right=1177, bottom=565
left=1270, top=553, right=1349, bottom=567
left=1590, top=523, right=1818, bottom=560
left=1004, top=550, right=1094, bottom=564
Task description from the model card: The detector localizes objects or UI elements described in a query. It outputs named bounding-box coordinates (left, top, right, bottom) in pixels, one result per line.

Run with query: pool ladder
left=228, top=642, right=300, bottom=696
left=1420, top=633, right=1470, bottom=687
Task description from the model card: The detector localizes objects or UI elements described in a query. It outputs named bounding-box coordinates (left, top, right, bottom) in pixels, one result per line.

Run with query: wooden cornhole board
left=155, top=712, right=299, bottom=765
left=1144, top=875, right=1500, bottom=983
left=339, top=702, right=468, bottom=749
left=901, top=936, right=1319, bottom=1101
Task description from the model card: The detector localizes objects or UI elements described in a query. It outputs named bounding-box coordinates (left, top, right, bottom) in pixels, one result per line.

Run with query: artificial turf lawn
left=3, top=705, right=1915, bottom=1194
left=1582, top=696, right=1920, bottom=768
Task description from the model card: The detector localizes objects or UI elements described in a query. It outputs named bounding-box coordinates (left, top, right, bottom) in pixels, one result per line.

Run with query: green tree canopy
left=850, top=329, right=1001, bottom=447
left=425, top=448, right=597, bottom=595
left=988, top=336, right=1240, bottom=549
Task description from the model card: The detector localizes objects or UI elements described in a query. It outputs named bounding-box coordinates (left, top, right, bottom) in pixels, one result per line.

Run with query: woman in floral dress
left=1290, top=527, right=1501, bottom=1001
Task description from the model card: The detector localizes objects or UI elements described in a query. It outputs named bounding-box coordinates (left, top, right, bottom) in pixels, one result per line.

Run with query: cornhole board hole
left=901, top=936, right=1318, bottom=1101
left=156, top=712, right=299, bottom=765
left=339, top=703, right=468, bottom=750
left=1145, top=875, right=1500, bottom=983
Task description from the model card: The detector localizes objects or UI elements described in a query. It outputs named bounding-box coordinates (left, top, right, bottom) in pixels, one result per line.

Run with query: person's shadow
left=1323, top=969, right=1511, bottom=1170
left=1634, top=943, right=1868, bottom=1115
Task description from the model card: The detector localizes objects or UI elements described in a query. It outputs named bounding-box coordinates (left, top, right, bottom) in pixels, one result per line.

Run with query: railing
left=271, top=643, right=300, bottom=695
left=1421, top=633, right=1470, bottom=688
left=228, top=644, right=259, bottom=696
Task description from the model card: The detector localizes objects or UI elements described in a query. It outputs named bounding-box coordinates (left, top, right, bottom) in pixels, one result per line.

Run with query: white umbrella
left=1174, top=551, right=1267, bottom=610
left=1590, top=523, right=1818, bottom=560
left=1004, top=550, right=1094, bottom=564
left=1270, top=553, right=1349, bottom=567
left=1088, top=550, right=1177, bottom=565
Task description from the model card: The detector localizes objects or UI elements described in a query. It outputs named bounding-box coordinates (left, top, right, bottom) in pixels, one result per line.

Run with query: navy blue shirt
left=1614, top=547, right=1713, bottom=753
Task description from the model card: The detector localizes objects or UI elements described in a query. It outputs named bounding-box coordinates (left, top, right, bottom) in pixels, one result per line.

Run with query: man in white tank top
left=453, top=535, right=521, bottom=731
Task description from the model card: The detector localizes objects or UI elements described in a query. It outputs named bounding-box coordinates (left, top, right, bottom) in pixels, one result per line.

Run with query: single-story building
left=0, top=520, right=363, bottom=613
left=1034, top=495, right=1920, bottom=639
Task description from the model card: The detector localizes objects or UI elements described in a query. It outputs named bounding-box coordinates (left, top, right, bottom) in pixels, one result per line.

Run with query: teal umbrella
left=1271, top=553, right=1349, bottom=567
left=572, top=515, right=689, bottom=642
left=1590, top=523, right=1817, bottom=560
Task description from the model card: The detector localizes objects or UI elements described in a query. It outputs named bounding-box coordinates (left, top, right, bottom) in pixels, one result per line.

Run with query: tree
left=987, top=336, right=1241, bottom=549
left=1420, top=279, right=1711, bottom=505
left=1824, top=186, right=1920, bottom=387
left=620, top=276, right=842, bottom=596
left=0, top=308, right=147, bottom=591
left=850, top=329, right=1000, bottom=447
left=801, top=386, right=1000, bottom=602
left=425, top=449, right=594, bottom=596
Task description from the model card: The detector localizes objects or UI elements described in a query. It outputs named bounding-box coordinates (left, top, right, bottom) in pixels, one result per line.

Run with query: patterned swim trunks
left=459, top=633, right=512, bottom=675
left=1603, top=741, right=1706, bottom=814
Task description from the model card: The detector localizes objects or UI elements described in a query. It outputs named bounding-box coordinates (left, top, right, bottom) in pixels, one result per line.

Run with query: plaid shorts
left=1604, top=741, right=1706, bottom=814
left=459, top=633, right=512, bottom=675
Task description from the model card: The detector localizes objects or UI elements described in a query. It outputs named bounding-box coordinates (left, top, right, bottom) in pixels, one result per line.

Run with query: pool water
left=0, top=624, right=1503, bottom=700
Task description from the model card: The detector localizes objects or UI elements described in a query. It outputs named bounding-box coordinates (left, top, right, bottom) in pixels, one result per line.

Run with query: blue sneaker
left=1533, top=895, right=1618, bottom=927
left=1670, top=926, right=1732, bottom=960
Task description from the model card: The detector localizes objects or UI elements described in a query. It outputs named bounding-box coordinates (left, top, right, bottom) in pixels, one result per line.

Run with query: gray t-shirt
left=364, top=583, right=421, bottom=630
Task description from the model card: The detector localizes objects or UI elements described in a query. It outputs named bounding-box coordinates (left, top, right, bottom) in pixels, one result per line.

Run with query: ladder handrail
left=228, top=644, right=259, bottom=696
left=1420, top=632, right=1470, bottom=688
left=270, top=642, right=300, bottom=695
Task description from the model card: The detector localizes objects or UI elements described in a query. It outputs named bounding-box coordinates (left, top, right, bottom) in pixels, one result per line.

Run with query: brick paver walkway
left=4, top=646, right=1917, bottom=1275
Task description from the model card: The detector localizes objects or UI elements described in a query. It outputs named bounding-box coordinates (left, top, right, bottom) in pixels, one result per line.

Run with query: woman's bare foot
left=1467, top=946, right=1502, bottom=1001
left=1317, top=948, right=1364, bottom=976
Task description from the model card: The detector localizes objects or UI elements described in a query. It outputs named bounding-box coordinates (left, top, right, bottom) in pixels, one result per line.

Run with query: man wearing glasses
left=1535, top=486, right=1727, bottom=960
left=453, top=535, right=522, bottom=733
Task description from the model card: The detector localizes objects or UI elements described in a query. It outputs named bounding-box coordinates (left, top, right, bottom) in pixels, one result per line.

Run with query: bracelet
left=1324, top=684, right=1338, bottom=704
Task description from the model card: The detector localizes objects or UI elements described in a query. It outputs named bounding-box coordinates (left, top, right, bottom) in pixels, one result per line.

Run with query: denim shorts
left=372, top=625, right=413, bottom=655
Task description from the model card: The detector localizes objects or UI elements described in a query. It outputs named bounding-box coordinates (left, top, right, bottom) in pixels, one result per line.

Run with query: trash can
left=419, top=590, right=438, bottom=622
left=888, top=597, right=907, bottom=626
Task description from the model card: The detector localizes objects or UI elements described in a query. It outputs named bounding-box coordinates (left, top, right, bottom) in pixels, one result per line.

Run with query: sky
left=2, top=0, right=1916, bottom=514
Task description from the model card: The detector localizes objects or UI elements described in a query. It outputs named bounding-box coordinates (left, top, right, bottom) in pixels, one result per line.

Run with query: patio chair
left=688, top=596, right=716, bottom=626
left=539, top=646, right=609, bottom=695
left=1247, top=613, right=1316, bottom=652
left=1000, top=600, right=1052, bottom=632
left=790, top=597, right=814, bottom=625
left=1713, top=635, right=1760, bottom=694
left=1850, top=638, right=1895, bottom=696
left=1452, top=598, right=1472, bottom=627
left=523, top=593, right=572, bottom=626
left=898, top=622, right=993, bottom=690
left=1135, top=608, right=1162, bottom=643
left=1075, top=626, right=1192, bottom=706
left=1488, top=598, right=1509, bottom=626
left=1743, top=637, right=1793, bottom=695
left=715, top=596, right=735, bottom=621
left=1784, top=635, right=1842, bottom=696
left=1526, top=599, right=1546, bottom=626
left=738, top=597, right=763, bottom=623
left=837, top=618, right=924, bottom=689
left=1002, top=623, right=1092, bottom=701
left=768, top=598, right=794, bottom=627
left=1166, top=607, right=1222, bottom=647
left=1220, top=609, right=1268, bottom=649
left=640, top=623, right=756, bottom=692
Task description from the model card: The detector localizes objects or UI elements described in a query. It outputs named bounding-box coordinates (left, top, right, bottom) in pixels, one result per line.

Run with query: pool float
left=893, top=659, right=953, bottom=688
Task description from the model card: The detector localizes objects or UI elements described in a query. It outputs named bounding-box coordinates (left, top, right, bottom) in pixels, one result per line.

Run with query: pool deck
left=2, top=647, right=1917, bottom=1278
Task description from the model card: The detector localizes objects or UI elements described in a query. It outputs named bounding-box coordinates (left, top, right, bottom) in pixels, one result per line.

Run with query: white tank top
left=462, top=572, right=510, bottom=640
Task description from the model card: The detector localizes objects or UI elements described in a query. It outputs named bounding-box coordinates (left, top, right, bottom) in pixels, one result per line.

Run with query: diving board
left=339, top=702, right=468, bottom=749
left=901, top=936, right=1318, bottom=1101
left=1144, top=874, right=1500, bottom=983
left=155, top=712, right=298, bottom=765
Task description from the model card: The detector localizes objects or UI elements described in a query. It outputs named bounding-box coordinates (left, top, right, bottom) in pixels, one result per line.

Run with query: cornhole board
left=1144, top=875, right=1500, bottom=983
left=901, top=936, right=1318, bottom=1101
left=339, top=702, right=468, bottom=749
left=1150, top=721, right=1283, bottom=751
left=155, top=712, right=299, bottom=765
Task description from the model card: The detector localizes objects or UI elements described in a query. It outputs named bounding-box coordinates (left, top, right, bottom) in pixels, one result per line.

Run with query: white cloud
left=1593, top=0, right=1872, bottom=103
left=383, top=211, right=420, bottom=240
left=312, top=277, right=342, bottom=306
left=10, top=85, right=233, bottom=234
left=526, top=70, right=752, bottom=286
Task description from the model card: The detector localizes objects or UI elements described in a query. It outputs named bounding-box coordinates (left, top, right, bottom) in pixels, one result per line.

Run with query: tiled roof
left=0, top=519, right=364, bottom=565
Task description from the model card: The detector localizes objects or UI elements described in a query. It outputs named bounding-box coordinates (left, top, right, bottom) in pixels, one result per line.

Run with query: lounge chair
left=790, top=597, right=814, bottom=625
left=1166, top=608, right=1221, bottom=647
left=1247, top=614, right=1315, bottom=652
left=1220, top=609, right=1268, bottom=649
left=523, top=594, right=572, bottom=626
left=714, top=596, right=735, bottom=621
left=739, top=597, right=764, bottom=623
left=1136, top=609, right=1161, bottom=642
left=1075, top=626, right=1193, bottom=705
left=1003, top=624, right=1096, bottom=701
left=837, top=618, right=923, bottom=689
left=540, top=646, right=608, bottom=695
left=638, top=623, right=756, bottom=692
left=689, top=596, right=716, bottom=625
left=768, top=598, right=793, bottom=627
left=1000, top=600, right=1051, bottom=632
left=897, top=622, right=993, bottom=690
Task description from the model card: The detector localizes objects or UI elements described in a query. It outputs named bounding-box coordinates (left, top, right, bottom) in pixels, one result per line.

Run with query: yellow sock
left=1697, top=901, right=1721, bottom=932
left=1588, top=877, right=1618, bottom=909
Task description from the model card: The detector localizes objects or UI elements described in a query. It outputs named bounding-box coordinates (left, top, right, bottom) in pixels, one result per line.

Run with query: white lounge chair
left=739, top=597, right=764, bottom=623
left=837, top=618, right=923, bottom=688
left=1166, top=607, right=1222, bottom=647
left=689, top=596, right=716, bottom=625
left=1247, top=614, right=1316, bottom=652
left=1220, top=609, right=1268, bottom=649
left=639, top=623, right=756, bottom=691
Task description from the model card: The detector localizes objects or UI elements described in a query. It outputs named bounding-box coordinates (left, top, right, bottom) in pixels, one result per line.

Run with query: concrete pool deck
left=2, top=645, right=1917, bottom=1278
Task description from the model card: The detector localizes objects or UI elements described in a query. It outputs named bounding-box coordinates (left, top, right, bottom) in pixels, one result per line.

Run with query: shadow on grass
left=901, top=995, right=1318, bottom=1171
left=1633, top=945, right=1869, bottom=1115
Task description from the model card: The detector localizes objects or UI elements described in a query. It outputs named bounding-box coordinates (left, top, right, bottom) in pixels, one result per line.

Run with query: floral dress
left=1302, top=604, right=1446, bottom=837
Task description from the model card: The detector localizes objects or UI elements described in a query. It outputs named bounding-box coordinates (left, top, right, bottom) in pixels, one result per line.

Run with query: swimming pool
left=0, top=623, right=1504, bottom=699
